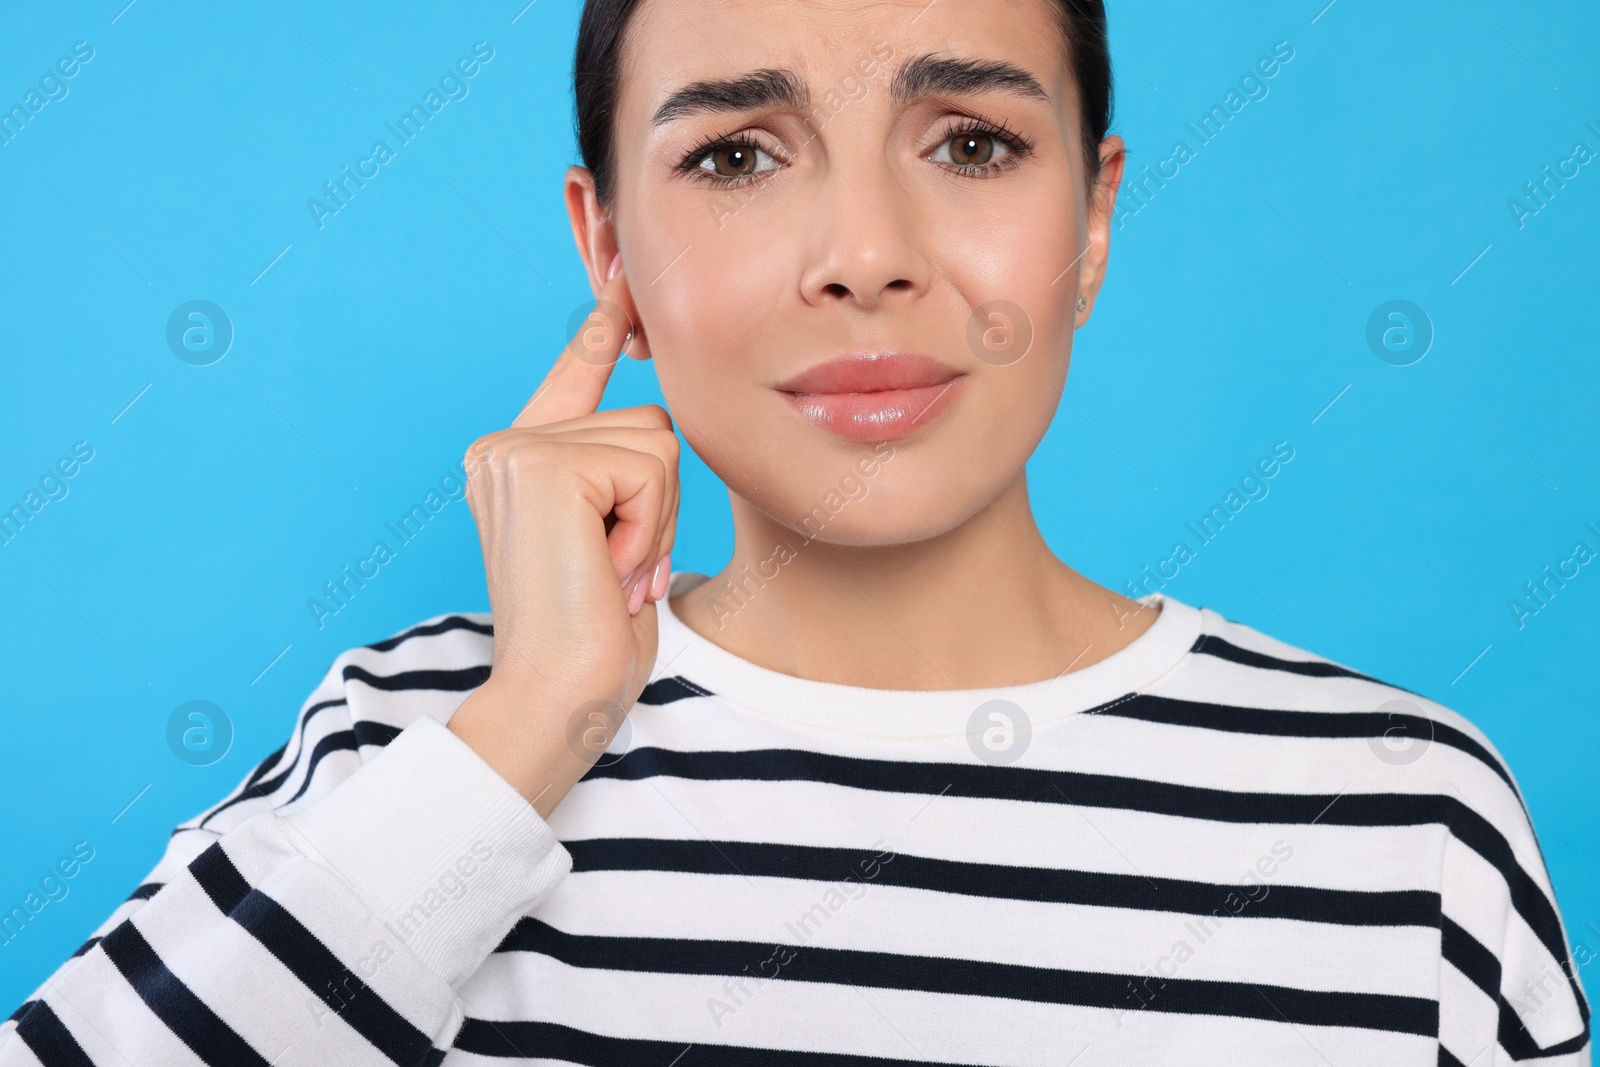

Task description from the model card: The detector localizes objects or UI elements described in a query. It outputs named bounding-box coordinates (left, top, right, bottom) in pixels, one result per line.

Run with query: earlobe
left=626, top=325, right=653, bottom=361
left=609, top=267, right=652, bottom=361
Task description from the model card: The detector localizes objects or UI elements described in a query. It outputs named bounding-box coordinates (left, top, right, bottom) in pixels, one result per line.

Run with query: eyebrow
left=649, top=52, right=1050, bottom=128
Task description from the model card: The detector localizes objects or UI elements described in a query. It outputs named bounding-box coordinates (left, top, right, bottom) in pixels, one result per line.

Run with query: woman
left=3, top=0, right=1588, bottom=1064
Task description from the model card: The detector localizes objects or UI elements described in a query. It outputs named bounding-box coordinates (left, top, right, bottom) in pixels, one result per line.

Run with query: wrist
left=447, top=683, right=595, bottom=818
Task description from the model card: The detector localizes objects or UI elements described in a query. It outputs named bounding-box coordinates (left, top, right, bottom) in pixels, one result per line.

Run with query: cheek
left=935, top=172, right=1081, bottom=290
left=925, top=183, right=1082, bottom=381
left=636, top=260, right=762, bottom=431
left=634, top=210, right=801, bottom=385
left=942, top=205, right=1081, bottom=407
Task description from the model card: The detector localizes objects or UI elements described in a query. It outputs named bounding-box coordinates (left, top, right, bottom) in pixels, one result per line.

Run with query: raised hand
left=446, top=253, right=680, bottom=817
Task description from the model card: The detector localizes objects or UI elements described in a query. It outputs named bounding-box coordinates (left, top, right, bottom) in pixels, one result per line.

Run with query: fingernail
left=650, top=552, right=672, bottom=600
left=628, top=572, right=650, bottom=615
left=606, top=252, right=622, bottom=282
left=621, top=561, right=642, bottom=589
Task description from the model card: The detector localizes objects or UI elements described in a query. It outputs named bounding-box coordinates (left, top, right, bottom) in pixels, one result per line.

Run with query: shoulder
left=1158, top=601, right=1523, bottom=800
left=1131, top=598, right=1552, bottom=902
left=1151, top=602, right=1590, bottom=1057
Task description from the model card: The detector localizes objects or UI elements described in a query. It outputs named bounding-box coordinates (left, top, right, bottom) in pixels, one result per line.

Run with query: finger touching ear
left=607, top=259, right=653, bottom=363
left=563, top=165, right=655, bottom=363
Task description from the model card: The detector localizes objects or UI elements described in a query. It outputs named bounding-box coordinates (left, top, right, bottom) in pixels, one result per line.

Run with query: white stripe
left=558, top=774, right=1454, bottom=894
left=462, top=952, right=1440, bottom=1066
left=536, top=868, right=1442, bottom=997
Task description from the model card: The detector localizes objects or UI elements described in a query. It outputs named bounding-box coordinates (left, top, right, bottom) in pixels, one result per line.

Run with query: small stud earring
left=1076, top=294, right=1088, bottom=312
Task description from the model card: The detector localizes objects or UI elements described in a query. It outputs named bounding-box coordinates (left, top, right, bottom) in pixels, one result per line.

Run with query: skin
left=594, top=0, right=1146, bottom=682
left=448, top=0, right=1148, bottom=813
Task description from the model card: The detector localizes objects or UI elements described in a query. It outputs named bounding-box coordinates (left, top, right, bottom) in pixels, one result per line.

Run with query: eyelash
left=931, top=114, right=1035, bottom=178
left=675, top=114, right=1035, bottom=187
left=676, top=130, right=779, bottom=187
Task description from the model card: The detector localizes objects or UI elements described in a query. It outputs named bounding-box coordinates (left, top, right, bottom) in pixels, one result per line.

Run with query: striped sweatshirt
left=2, top=574, right=1590, bottom=1066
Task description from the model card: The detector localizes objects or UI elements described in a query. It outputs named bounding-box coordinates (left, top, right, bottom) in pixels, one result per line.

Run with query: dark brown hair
left=573, top=0, right=1114, bottom=208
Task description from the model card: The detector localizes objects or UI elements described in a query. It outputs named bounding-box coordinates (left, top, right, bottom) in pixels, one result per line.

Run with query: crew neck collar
left=652, top=571, right=1204, bottom=740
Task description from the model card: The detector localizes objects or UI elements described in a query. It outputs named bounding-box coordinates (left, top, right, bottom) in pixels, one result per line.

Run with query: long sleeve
left=0, top=634, right=573, bottom=1066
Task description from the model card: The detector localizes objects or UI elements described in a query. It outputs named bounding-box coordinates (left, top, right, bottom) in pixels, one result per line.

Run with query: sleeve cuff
left=280, top=713, right=572, bottom=987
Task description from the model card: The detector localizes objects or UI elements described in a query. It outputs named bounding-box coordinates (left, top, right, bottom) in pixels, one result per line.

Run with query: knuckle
left=502, top=439, right=556, bottom=480
left=465, top=432, right=555, bottom=485
left=463, top=435, right=496, bottom=476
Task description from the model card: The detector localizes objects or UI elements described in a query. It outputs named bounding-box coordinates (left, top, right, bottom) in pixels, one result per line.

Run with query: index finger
left=512, top=256, right=637, bottom=429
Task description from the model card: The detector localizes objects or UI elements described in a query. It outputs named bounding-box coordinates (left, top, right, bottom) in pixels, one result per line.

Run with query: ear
left=564, top=165, right=655, bottom=362
left=1073, top=134, right=1126, bottom=327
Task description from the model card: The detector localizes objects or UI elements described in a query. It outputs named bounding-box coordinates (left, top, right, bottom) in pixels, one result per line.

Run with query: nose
left=798, top=163, right=934, bottom=312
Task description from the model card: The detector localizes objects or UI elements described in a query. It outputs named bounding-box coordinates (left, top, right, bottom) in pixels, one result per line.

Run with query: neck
left=669, top=472, right=1158, bottom=690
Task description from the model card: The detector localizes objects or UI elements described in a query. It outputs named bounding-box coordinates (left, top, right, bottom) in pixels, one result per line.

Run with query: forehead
left=616, top=0, right=1073, bottom=114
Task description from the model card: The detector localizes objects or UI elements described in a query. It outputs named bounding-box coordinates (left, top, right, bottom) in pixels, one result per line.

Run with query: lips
left=775, top=352, right=967, bottom=442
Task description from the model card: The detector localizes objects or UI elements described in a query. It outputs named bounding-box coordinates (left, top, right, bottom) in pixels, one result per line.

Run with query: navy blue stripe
left=237, top=740, right=290, bottom=797
left=198, top=659, right=489, bottom=832
left=454, top=1017, right=982, bottom=1064
left=198, top=697, right=348, bottom=829
left=498, top=918, right=1438, bottom=1038
left=580, top=744, right=1586, bottom=1026
left=189, top=842, right=445, bottom=1066
left=1438, top=917, right=1584, bottom=1061
left=342, top=662, right=489, bottom=692
left=1441, top=915, right=1500, bottom=1002
left=13, top=999, right=95, bottom=1067
left=1097, top=693, right=1516, bottom=791
left=1500, top=1013, right=1592, bottom=1061
left=189, top=843, right=251, bottom=913
left=279, top=722, right=403, bottom=807
left=562, top=837, right=1439, bottom=929
left=1193, top=634, right=1396, bottom=688
left=637, top=675, right=713, bottom=705
left=364, top=614, right=492, bottom=653
left=201, top=719, right=401, bottom=830
left=98, top=919, right=273, bottom=1066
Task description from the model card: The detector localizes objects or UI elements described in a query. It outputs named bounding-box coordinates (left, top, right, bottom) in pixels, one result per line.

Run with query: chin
left=770, top=464, right=1014, bottom=549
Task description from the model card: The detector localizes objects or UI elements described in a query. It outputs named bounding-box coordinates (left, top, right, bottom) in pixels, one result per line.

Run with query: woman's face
left=594, top=0, right=1122, bottom=546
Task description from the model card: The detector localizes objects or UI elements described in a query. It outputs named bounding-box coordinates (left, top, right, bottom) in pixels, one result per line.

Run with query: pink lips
left=775, top=352, right=967, bottom=442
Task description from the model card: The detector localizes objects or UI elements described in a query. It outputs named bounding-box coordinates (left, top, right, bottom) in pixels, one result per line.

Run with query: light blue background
left=2, top=0, right=1596, bottom=1013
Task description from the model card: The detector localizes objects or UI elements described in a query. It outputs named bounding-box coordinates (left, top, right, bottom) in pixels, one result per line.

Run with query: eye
left=683, top=138, right=783, bottom=186
left=927, top=119, right=1033, bottom=177
left=931, top=131, right=1010, bottom=167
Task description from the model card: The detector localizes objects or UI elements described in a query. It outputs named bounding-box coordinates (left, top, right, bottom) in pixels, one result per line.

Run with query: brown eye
left=712, top=145, right=754, bottom=176
left=929, top=128, right=1017, bottom=171
left=695, top=142, right=779, bottom=181
left=949, top=133, right=996, bottom=166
